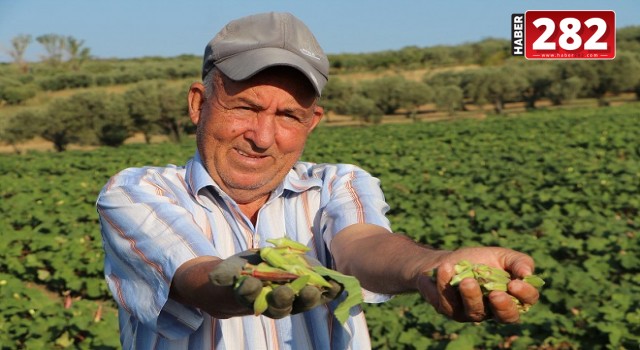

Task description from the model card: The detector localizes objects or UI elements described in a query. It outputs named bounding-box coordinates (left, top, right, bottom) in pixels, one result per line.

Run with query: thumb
left=416, top=269, right=439, bottom=308
left=504, top=252, right=535, bottom=278
left=416, top=262, right=457, bottom=317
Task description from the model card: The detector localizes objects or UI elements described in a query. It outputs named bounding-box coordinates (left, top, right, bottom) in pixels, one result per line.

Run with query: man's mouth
left=237, top=149, right=265, bottom=159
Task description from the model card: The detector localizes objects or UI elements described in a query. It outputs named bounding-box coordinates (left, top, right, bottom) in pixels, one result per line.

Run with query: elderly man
left=97, top=12, right=539, bottom=349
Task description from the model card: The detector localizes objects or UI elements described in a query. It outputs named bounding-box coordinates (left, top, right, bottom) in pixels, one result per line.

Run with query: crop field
left=1, top=104, right=639, bottom=349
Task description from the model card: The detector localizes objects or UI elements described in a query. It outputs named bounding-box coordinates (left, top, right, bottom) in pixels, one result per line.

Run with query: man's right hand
left=208, top=250, right=343, bottom=319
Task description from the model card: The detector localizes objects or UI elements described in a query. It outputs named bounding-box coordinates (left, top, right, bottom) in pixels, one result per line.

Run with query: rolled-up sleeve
left=318, top=164, right=392, bottom=303
left=321, top=164, right=391, bottom=239
left=97, top=167, right=218, bottom=339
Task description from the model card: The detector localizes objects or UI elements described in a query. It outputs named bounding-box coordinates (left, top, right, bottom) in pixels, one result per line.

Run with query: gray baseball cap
left=202, top=12, right=329, bottom=96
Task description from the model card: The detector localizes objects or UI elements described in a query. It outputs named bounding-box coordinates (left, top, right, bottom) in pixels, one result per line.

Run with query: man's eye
left=232, top=106, right=256, bottom=115
left=284, top=114, right=301, bottom=121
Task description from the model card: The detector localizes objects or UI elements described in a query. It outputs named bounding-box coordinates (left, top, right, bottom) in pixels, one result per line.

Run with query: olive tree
left=89, top=94, right=132, bottom=147
left=124, top=81, right=187, bottom=143
left=0, top=109, right=43, bottom=153
left=434, top=85, right=464, bottom=116
left=157, top=83, right=187, bottom=142
left=124, top=81, right=162, bottom=143
left=519, top=62, right=554, bottom=109
left=359, top=75, right=409, bottom=115
left=465, top=66, right=528, bottom=114
left=402, top=81, right=433, bottom=121
left=320, top=78, right=357, bottom=122
left=425, top=70, right=469, bottom=112
left=348, top=95, right=383, bottom=124
left=360, top=75, right=432, bottom=115
left=40, top=97, right=89, bottom=151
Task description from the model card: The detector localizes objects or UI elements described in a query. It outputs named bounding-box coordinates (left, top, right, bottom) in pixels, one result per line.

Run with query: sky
left=0, top=0, right=639, bottom=62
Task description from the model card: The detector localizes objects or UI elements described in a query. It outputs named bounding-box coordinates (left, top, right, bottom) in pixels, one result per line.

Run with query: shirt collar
left=276, top=163, right=323, bottom=197
left=185, top=151, right=217, bottom=203
left=186, top=151, right=322, bottom=205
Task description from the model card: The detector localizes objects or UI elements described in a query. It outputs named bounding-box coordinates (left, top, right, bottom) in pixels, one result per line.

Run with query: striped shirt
left=97, top=151, right=392, bottom=350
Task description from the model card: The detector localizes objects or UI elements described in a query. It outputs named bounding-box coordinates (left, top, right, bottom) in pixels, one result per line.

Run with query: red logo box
left=524, top=10, right=615, bottom=60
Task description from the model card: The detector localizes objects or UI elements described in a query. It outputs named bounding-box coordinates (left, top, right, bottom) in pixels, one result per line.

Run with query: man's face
left=189, top=67, right=323, bottom=204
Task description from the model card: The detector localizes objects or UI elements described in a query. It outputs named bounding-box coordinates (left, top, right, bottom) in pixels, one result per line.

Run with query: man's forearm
left=169, top=256, right=252, bottom=318
left=331, top=224, right=450, bottom=294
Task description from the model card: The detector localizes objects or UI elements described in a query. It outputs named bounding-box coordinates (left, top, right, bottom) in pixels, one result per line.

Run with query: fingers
left=420, top=255, right=542, bottom=324
left=458, top=278, right=488, bottom=322
left=418, top=262, right=532, bottom=323
left=320, top=279, right=343, bottom=303
left=264, top=285, right=295, bottom=319
left=292, top=285, right=322, bottom=313
left=238, top=280, right=345, bottom=318
left=508, top=279, right=540, bottom=307
left=292, top=280, right=344, bottom=314
left=487, top=291, right=520, bottom=323
left=503, top=252, right=535, bottom=278
left=210, top=240, right=355, bottom=320
left=417, top=263, right=469, bottom=321
left=234, top=276, right=263, bottom=308
left=209, top=256, right=249, bottom=286
left=435, top=263, right=470, bottom=321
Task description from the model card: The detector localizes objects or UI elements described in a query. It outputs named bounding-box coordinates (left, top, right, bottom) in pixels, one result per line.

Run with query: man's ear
left=188, top=82, right=206, bottom=125
left=308, top=105, right=324, bottom=132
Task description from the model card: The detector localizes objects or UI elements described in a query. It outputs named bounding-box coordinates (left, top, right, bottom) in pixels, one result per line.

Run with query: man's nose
left=244, top=112, right=276, bottom=150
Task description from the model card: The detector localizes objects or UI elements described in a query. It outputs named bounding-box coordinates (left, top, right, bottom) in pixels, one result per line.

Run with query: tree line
left=323, top=51, right=640, bottom=122
left=1, top=27, right=639, bottom=152
left=1, top=80, right=190, bottom=152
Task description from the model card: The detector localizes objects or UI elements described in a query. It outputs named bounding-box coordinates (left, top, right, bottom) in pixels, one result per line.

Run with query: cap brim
left=214, top=47, right=327, bottom=96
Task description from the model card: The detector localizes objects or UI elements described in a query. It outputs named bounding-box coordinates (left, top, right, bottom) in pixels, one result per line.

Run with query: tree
left=0, top=109, right=43, bottom=153
left=360, top=75, right=430, bottom=115
left=156, top=83, right=186, bottom=142
left=65, top=36, right=91, bottom=70
left=434, top=85, right=463, bottom=116
left=40, top=97, right=89, bottom=151
left=79, top=92, right=132, bottom=147
left=425, top=70, right=469, bottom=112
left=36, top=34, right=66, bottom=66
left=320, top=78, right=356, bottom=121
left=347, top=95, right=383, bottom=124
left=519, top=62, right=554, bottom=109
left=7, top=34, right=32, bottom=73
left=465, top=66, right=528, bottom=114
left=124, top=81, right=162, bottom=143
left=547, top=76, right=583, bottom=106
left=617, top=26, right=640, bottom=52
left=402, top=81, right=433, bottom=121
left=360, top=76, right=406, bottom=114
left=0, top=77, right=37, bottom=105
left=123, top=81, right=187, bottom=143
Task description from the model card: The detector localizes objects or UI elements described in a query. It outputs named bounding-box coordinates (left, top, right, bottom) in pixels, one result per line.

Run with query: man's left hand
left=415, top=247, right=540, bottom=323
